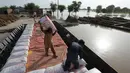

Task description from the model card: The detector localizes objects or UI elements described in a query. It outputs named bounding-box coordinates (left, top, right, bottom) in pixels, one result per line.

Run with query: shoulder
left=72, top=42, right=77, bottom=45
left=72, top=42, right=79, bottom=47
left=72, top=42, right=82, bottom=49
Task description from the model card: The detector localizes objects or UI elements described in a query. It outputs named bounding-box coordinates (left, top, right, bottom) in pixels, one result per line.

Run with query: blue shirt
left=67, top=42, right=83, bottom=61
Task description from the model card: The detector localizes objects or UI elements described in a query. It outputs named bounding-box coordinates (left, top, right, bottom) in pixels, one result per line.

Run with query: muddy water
left=66, top=24, right=130, bottom=73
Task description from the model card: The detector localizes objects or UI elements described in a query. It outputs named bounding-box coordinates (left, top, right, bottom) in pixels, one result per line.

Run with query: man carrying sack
left=33, top=12, right=37, bottom=23
left=39, top=16, right=57, bottom=58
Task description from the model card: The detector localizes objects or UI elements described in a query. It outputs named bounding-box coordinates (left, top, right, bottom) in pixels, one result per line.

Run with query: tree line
left=1, top=2, right=130, bottom=16
left=50, top=1, right=82, bottom=17
left=96, top=5, right=130, bottom=14
left=0, top=3, right=40, bottom=14
left=0, top=1, right=82, bottom=17
left=50, top=3, right=130, bottom=17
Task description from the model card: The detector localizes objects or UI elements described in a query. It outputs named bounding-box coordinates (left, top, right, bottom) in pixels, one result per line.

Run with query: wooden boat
left=0, top=20, right=116, bottom=73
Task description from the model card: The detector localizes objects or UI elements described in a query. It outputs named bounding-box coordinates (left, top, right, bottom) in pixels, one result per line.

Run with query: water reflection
left=95, top=36, right=111, bottom=53
left=64, top=23, right=79, bottom=27
left=82, top=23, right=113, bottom=30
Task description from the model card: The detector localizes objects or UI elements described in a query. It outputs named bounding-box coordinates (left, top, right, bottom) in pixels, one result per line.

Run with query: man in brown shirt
left=39, top=16, right=57, bottom=58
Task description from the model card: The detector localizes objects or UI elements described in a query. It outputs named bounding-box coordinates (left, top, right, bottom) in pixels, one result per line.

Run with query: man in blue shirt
left=63, top=39, right=85, bottom=71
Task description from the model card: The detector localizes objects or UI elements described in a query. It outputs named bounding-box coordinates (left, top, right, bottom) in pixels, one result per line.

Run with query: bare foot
left=44, top=54, right=49, bottom=56
left=53, top=55, right=58, bottom=58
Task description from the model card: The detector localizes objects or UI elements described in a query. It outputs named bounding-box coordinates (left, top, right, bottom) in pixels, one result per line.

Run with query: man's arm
left=52, top=30, right=57, bottom=36
left=39, top=22, right=45, bottom=33
left=79, top=47, right=83, bottom=59
left=40, top=26, right=44, bottom=33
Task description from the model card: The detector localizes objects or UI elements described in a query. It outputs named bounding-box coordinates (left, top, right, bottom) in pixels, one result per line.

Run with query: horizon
left=0, top=0, right=130, bottom=9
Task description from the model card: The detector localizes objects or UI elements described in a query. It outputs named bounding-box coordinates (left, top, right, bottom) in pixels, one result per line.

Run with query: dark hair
left=46, top=27, right=52, bottom=33
left=78, top=39, right=85, bottom=45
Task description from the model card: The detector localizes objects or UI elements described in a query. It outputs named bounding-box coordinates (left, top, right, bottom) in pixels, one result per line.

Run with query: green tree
left=101, top=8, right=107, bottom=13
left=24, top=3, right=39, bottom=14
left=87, top=7, right=91, bottom=13
left=114, top=7, right=121, bottom=13
left=96, top=5, right=102, bottom=14
left=50, top=3, right=57, bottom=16
left=68, top=5, right=74, bottom=16
left=106, top=5, right=115, bottom=13
left=10, top=5, right=16, bottom=10
left=24, top=3, right=35, bottom=11
left=0, top=6, right=8, bottom=9
left=58, top=5, right=66, bottom=17
left=72, top=1, right=82, bottom=15
left=35, top=5, right=40, bottom=9
left=0, top=6, right=9, bottom=14
left=87, top=6, right=91, bottom=16
left=122, top=7, right=129, bottom=13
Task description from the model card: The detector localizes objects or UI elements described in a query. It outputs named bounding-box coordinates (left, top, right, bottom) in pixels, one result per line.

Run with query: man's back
left=63, top=40, right=85, bottom=71
left=67, top=42, right=82, bottom=61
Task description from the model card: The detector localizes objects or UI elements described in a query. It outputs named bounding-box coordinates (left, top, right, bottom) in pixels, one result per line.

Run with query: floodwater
left=49, top=10, right=130, bottom=73
left=43, top=10, right=97, bottom=19
left=66, top=24, right=130, bottom=73
left=43, top=9, right=130, bottom=20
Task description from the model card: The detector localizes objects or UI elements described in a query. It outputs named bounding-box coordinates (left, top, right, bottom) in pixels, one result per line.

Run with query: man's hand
left=38, top=20, right=41, bottom=24
left=39, top=24, right=45, bottom=33
left=80, top=57, right=83, bottom=59
left=79, top=49, right=83, bottom=59
left=52, top=31, right=57, bottom=36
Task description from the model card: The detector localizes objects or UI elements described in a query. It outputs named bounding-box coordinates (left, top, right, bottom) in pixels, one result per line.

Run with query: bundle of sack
left=28, top=58, right=88, bottom=73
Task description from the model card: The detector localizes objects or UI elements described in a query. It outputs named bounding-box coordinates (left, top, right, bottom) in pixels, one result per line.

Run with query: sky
left=0, top=0, right=130, bottom=9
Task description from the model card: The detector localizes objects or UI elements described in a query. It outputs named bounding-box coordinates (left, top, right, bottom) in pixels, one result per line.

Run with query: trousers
left=44, top=32, right=56, bottom=55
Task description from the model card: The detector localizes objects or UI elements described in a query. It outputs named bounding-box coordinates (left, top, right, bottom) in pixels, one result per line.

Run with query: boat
left=0, top=19, right=117, bottom=73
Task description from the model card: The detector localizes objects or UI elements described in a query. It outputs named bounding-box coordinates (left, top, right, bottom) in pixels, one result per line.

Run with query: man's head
left=78, top=39, right=85, bottom=45
left=38, top=20, right=41, bottom=24
left=47, top=27, right=53, bottom=33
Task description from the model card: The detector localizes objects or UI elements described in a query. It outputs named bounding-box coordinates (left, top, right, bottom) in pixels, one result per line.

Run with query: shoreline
left=59, top=16, right=130, bottom=33
left=78, top=16, right=130, bottom=32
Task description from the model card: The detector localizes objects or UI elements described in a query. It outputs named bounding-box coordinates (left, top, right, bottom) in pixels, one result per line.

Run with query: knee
left=45, top=48, right=49, bottom=50
left=74, top=65, right=79, bottom=69
left=63, top=66, right=68, bottom=71
left=74, top=62, right=79, bottom=69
